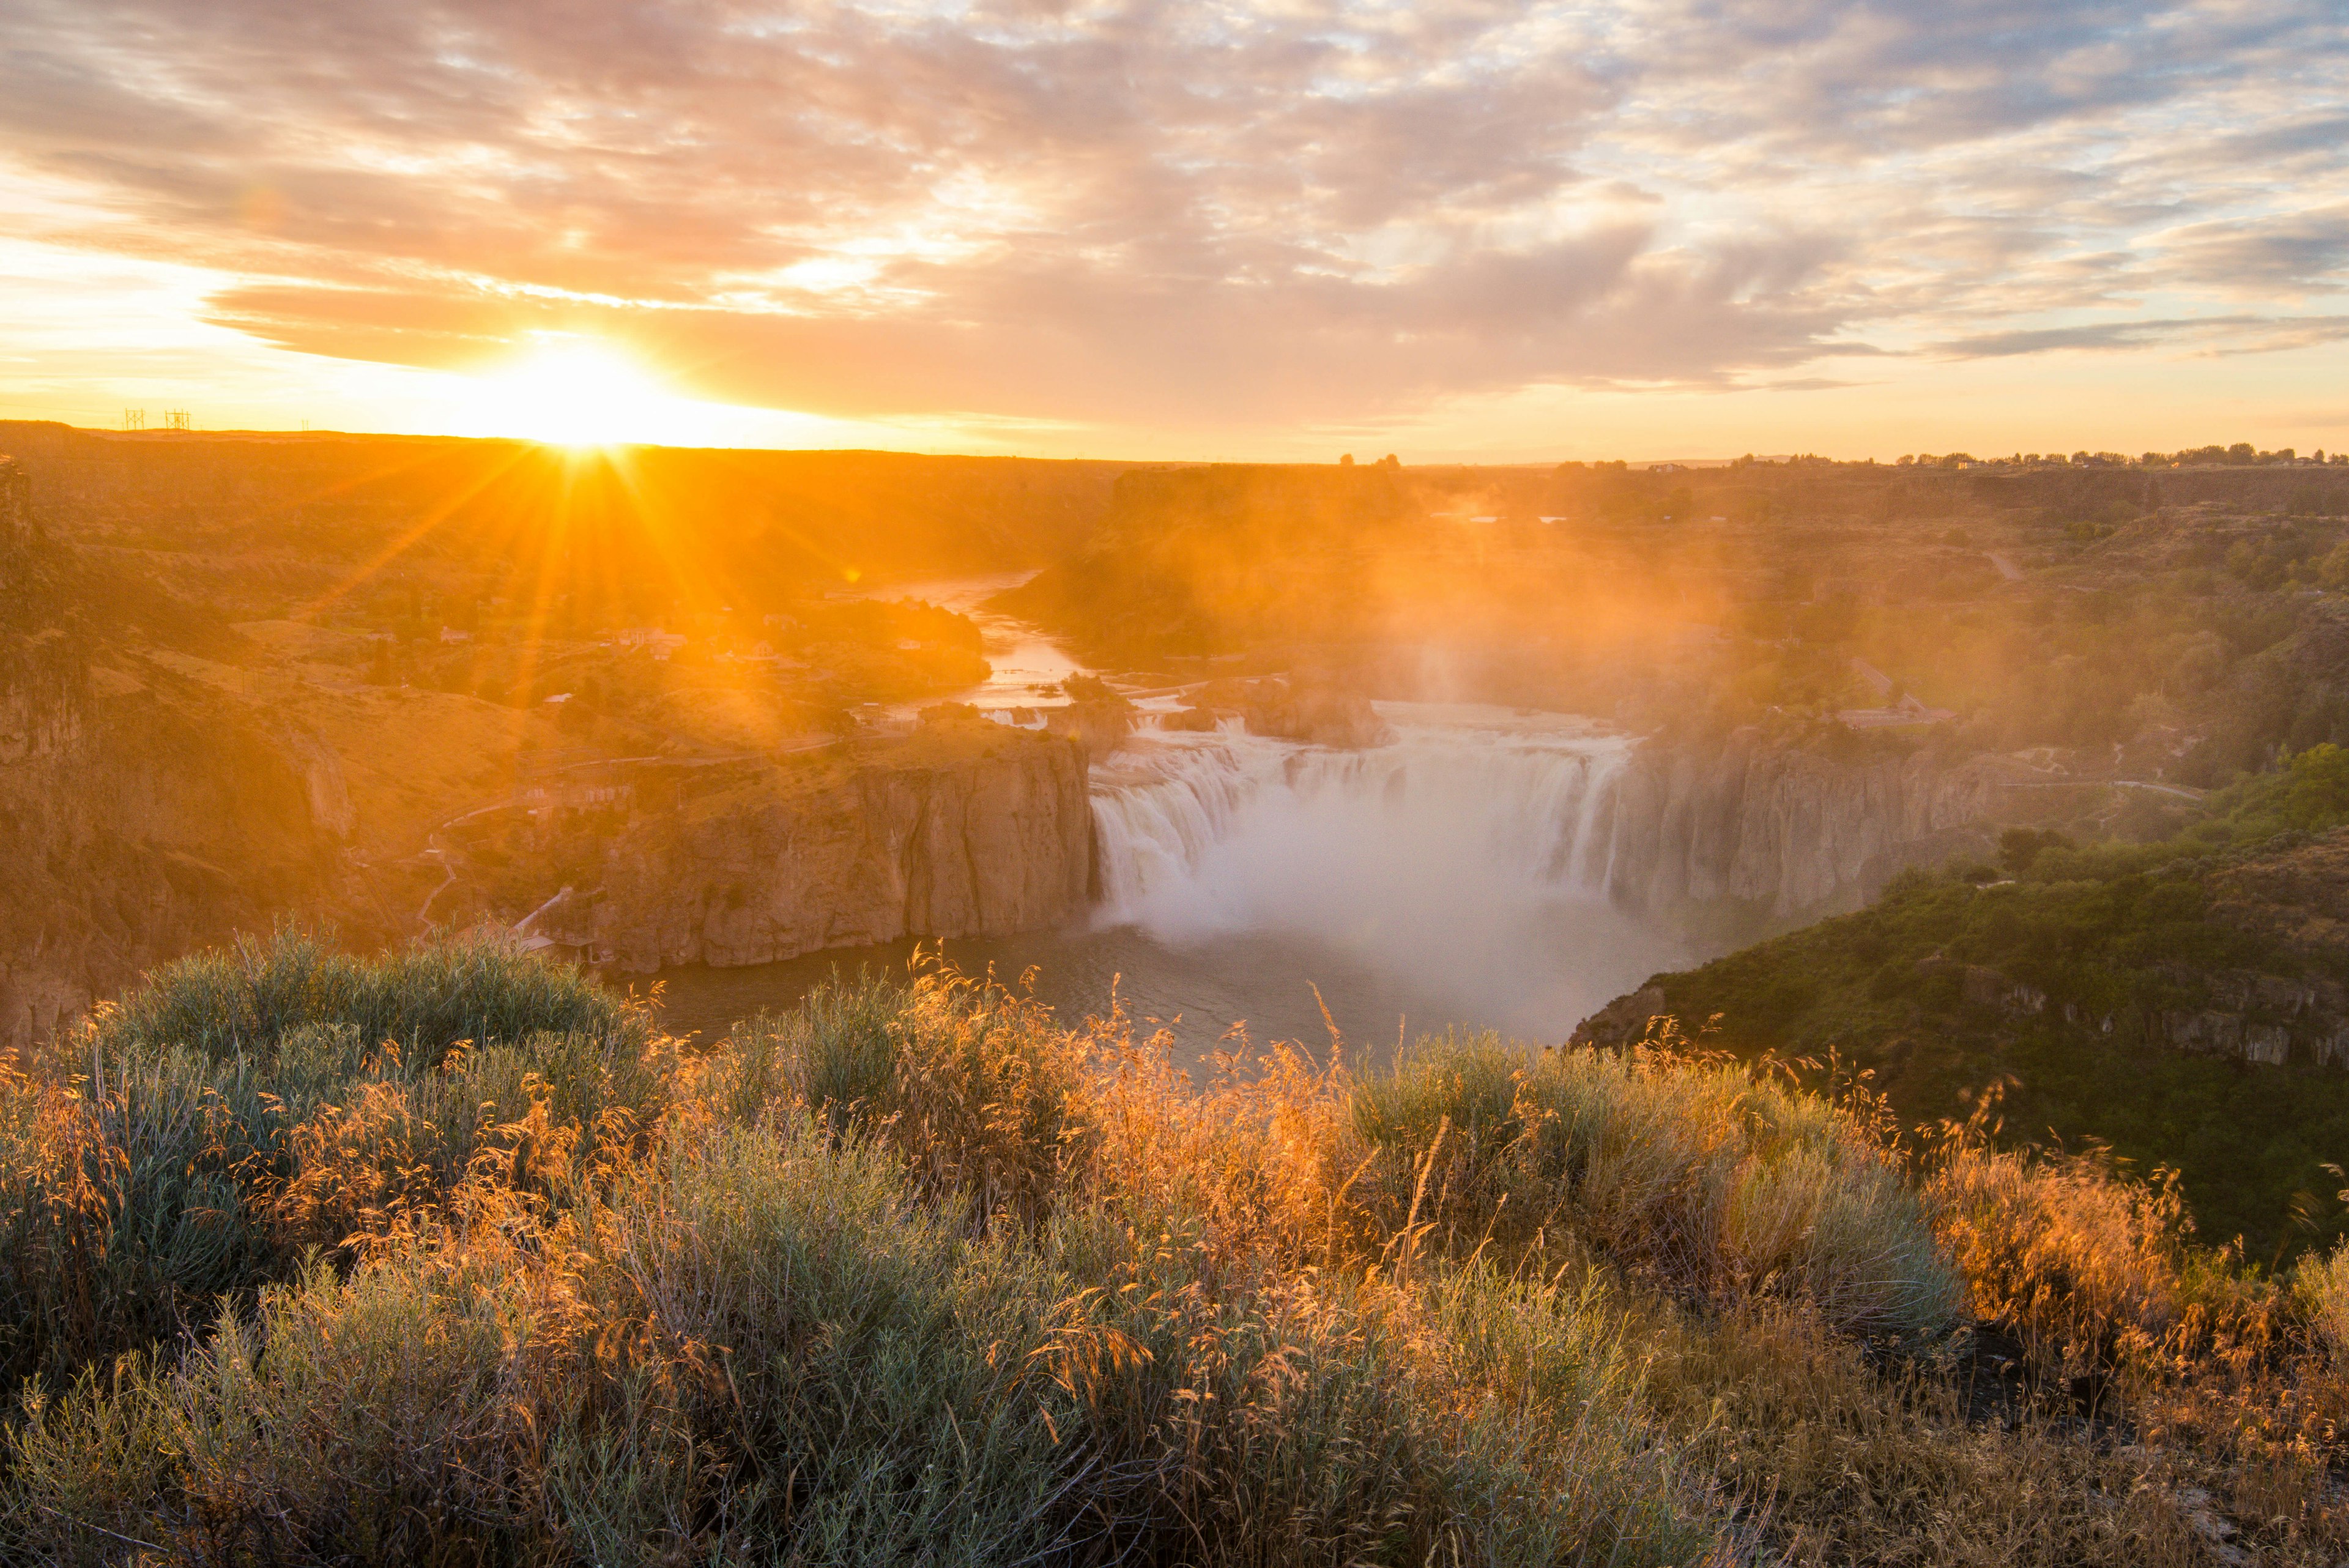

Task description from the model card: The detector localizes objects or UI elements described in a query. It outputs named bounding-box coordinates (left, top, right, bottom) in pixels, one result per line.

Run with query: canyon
left=10, top=430, right=2341, bottom=1090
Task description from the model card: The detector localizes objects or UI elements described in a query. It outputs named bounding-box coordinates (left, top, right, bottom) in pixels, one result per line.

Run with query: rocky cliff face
left=0, top=648, right=338, bottom=1050
left=0, top=456, right=344, bottom=1049
left=1603, top=727, right=2003, bottom=921
left=533, top=726, right=1093, bottom=972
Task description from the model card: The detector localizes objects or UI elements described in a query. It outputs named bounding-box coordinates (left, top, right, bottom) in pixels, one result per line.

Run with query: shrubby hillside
left=1601, top=745, right=2349, bottom=1255
left=2, top=933, right=2348, bottom=1562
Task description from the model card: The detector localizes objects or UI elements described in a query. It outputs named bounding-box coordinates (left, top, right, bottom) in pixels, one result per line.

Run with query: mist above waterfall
left=1090, top=704, right=1687, bottom=1041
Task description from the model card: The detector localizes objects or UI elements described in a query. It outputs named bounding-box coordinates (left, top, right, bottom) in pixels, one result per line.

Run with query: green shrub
left=86, top=926, right=640, bottom=1065
left=1345, top=1033, right=1964, bottom=1335
left=746, top=965, right=1092, bottom=1226
left=12, top=1247, right=573, bottom=1565
left=785, top=970, right=904, bottom=1133
left=0, top=934, right=664, bottom=1394
left=593, top=1119, right=1081, bottom=1562
left=1034, top=1200, right=1710, bottom=1567
left=0, top=1046, right=280, bottom=1391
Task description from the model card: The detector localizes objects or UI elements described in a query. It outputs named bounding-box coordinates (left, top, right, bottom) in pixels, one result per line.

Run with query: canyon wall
left=534, top=730, right=1094, bottom=972
left=0, top=456, right=347, bottom=1049
left=1604, top=727, right=2003, bottom=922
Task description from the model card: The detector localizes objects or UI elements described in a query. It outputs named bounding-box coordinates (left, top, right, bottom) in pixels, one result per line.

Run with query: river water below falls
left=651, top=587, right=1687, bottom=1064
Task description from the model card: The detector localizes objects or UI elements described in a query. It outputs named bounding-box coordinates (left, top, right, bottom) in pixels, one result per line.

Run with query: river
left=647, top=578, right=1685, bottom=1061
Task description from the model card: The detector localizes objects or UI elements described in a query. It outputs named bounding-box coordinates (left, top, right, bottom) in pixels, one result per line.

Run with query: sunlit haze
left=455, top=339, right=743, bottom=449
left=3, top=0, right=2345, bottom=458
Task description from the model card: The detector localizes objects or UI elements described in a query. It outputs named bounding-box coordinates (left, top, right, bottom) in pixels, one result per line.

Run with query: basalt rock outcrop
left=532, top=717, right=1093, bottom=972
left=1163, top=674, right=1393, bottom=748
left=1603, top=726, right=2007, bottom=921
left=1048, top=675, right=1138, bottom=757
left=1922, top=954, right=2349, bottom=1069
left=1572, top=825, right=2349, bottom=1072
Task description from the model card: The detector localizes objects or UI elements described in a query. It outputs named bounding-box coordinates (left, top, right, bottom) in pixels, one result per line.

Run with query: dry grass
left=1, top=944, right=2345, bottom=1564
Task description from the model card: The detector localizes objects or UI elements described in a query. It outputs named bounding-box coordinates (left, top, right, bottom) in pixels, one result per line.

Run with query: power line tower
left=122, top=409, right=145, bottom=431
left=162, top=410, right=190, bottom=432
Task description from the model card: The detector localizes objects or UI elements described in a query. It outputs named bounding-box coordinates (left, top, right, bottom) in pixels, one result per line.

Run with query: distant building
left=439, top=626, right=472, bottom=644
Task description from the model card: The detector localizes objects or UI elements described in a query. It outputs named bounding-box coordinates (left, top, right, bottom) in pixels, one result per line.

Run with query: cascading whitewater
left=1086, top=704, right=1681, bottom=1038
left=1093, top=710, right=1631, bottom=920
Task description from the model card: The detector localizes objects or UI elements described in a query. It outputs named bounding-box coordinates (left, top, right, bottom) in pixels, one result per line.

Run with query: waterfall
left=1086, top=704, right=1676, bottom=1038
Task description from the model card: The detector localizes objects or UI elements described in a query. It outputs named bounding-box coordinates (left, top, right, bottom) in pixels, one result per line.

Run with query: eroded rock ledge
left=532, top=713, right=1093, bottom=972
left=1605, top=726, right=2011, bottom=922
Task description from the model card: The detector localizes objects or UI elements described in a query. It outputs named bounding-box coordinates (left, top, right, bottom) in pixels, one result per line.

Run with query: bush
left=1341, top=1033, right=1964, bottom=1335
left=0, top=934, right=664, bottom=1393
left=0, top=1047, right=278, bottom=1391
left=86, top=926, right=642, bottom=1065
left=589, top=1119, right=1082, bottom=1562
left=746, top=965, right=1092, bottom=1227
left=1026, top=1200, right=1709, bottom=1566
left=2299, top=1241, right=2349, bottom=1360
left=20, top=938, right=2349, bottom=1564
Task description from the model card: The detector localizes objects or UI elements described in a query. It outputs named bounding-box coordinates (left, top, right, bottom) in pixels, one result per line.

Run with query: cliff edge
left=1604, top=725, right=2010, bottom=923
left=515, top=713, right=1093, bottom=972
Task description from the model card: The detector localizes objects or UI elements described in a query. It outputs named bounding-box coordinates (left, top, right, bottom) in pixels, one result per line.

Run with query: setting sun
left=455, top=338, right=706, bottom=447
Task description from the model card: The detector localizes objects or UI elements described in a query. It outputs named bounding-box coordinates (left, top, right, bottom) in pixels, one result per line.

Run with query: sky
left=2, top=0, right=2345, bottom=461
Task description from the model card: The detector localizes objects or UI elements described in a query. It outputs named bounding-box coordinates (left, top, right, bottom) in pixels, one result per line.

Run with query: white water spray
left=1088, top=703, right=1683, bottom=1041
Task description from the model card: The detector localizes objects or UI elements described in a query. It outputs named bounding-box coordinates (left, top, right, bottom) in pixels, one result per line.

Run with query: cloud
left=1936, top=313, right=2349, bottom=359
left=2158, top=206, right=2349, bottom=292
left=2, top=0, right=2345, bottom=429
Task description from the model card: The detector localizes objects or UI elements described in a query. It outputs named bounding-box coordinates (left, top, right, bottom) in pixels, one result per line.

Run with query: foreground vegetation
left=1, top=932, right=2346, bottom=1562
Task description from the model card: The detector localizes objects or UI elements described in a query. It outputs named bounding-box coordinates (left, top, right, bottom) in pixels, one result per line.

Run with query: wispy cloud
left=2, top=0, right=2344, bottom=431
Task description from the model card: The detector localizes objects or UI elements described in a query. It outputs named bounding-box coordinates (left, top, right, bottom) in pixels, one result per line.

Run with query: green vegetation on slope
left=1635, top=746, right=2349, bottom=1255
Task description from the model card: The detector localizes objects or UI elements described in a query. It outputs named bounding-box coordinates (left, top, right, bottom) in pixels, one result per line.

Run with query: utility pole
left=122, top=409, right=144, bottom=431
left=162, top=410, right=190, bottom=432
